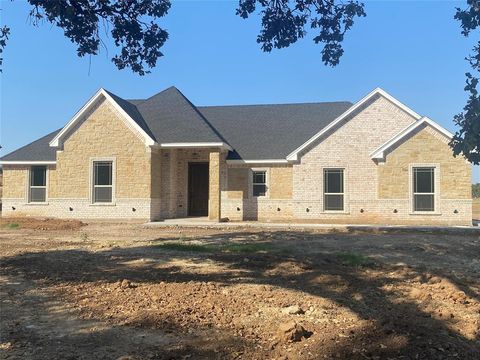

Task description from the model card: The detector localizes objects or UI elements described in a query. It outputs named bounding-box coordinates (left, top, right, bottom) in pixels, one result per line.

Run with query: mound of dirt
left=0, top=217, right=85, bottom=231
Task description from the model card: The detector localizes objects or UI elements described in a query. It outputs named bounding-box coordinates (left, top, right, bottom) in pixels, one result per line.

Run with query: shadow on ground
left=1, top=229, right=479, bottom=359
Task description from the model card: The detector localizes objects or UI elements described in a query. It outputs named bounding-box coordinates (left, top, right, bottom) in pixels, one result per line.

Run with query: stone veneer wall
left=221, top=95, right=472, bottom=225
left=2, top=98, right=153, bottom=220
left=222, top=164, right=294, bottom=221
left=1, top=94, right=472, bottom=225
left=289, top=95, right=471, bottom=225
left=157, top=148, right=227, bottom=219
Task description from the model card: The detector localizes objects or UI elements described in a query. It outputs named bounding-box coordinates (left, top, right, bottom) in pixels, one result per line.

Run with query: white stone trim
left=49, top=88, right=156, bottom=148
left=408, top=163, right=441, bottom=215
left=286, top=88, right=423, bottom=161
left=227, top=159, right=289, bottom=164
left=89, top=157, right=117, bottom=205
left=249, top=168, right=269, bottom=199
left=371, top=117, right=454, bottom=160
left=321, top=166, right=349, bottom=214
left=26, top=165, right=49, bottom=204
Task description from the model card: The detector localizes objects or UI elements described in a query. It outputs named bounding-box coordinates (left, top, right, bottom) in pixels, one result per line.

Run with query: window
left=29, top=166, right=47, bottom=202
left=413, top=167, right=435, bottom=212
left=324, top=169, right=344, bottom=211
left=93, top=161, right=113, bottom=203
left=252, top=170, right=267, bottom=197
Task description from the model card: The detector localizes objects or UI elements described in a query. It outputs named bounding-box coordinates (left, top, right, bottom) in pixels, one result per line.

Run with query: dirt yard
left=1, top=219, right=479, bottom=360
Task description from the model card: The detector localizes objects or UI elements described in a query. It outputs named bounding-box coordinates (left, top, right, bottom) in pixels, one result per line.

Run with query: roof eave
left=0, top=161, right=57, bottom=165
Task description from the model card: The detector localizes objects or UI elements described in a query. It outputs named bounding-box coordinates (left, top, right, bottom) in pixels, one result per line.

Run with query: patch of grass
left=222, top=243, right=274, bottom=253
left=156, top=242, right=276, bottom=254
left=178, top=233, right=189, bottom=242
left=80, top=232, right=89, bottom=241
left=157, top=243, right=215, bottom=253
left=337, top=252, right=374, bottom=267
left=1, top=223, right=20, bottom=229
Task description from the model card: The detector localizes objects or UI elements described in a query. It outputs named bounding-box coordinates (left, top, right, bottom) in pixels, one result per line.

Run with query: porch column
left=208, top=151, right=222, bottom=221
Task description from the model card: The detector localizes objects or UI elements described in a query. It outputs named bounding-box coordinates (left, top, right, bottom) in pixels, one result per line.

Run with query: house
left=0, top=87, right=472, bottom=225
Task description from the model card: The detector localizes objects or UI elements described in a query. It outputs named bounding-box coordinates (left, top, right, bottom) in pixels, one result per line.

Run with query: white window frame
left=323, top=168, right=345, bottom=212
left=409, top=164, right=440, bottom=215
left=90, top=158, right=116, bottom=205
left=28, top=165, right=48, bottom=204
left=250, top=168, right=268, bottom=198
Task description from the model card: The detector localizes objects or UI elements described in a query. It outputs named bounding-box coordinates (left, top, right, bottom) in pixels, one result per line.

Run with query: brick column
left=209, top=151, right=222, bottom=221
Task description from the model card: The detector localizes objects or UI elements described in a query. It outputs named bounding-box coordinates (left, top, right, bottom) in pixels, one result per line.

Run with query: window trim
left=250, top=168, right=268, bottom=198
left=323, top=168, right=345, bottom=212
left=28, top=166, right=48, bottom=204
left=409, top=164, right=441, bottom=215
left=90, top=157, right=116, bottom=205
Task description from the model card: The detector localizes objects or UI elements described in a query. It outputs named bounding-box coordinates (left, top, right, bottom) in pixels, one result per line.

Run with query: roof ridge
left=172, top=88, right=231, bottom=146
left=197, top=101, right=353, bottom=109
left=141, top=86, right=178, bottom=102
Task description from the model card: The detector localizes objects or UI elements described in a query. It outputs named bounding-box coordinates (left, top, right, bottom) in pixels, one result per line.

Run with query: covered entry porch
left=152, top=146, right=227, bottom=221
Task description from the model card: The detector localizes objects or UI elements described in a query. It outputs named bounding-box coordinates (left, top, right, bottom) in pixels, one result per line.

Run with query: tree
left=237, top=0, right=365, bottom=66
left=0, top=1, right=477, bottom=161
left=0, top=0, right=365, bottom=73
left=453, top=0, right=480, bottom=165
left=473, top=183, right=480, bottom=198
left=2, top=0, right=171, bottom=75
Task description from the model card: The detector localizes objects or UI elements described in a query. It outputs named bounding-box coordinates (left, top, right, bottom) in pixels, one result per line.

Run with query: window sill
left=322, top=210, right=349, bottom=215
left=24, top=202, right=49, bottom=206
left=89, top=202, right=116, bottom=207
left=409, top=211, right=442, bottom=216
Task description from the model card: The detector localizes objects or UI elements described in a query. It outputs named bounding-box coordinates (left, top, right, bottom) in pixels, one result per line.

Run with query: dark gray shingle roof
left=1, top=87, right=353, bottom=162
left=198, top=102, right=352, bottom=159
left=135, top=87, right=226, bottom=144
left=1, top=129, right=60, bottom=162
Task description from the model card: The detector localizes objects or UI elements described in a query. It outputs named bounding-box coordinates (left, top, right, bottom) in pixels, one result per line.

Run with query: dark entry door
left=188, top=162, right=209, bottom=216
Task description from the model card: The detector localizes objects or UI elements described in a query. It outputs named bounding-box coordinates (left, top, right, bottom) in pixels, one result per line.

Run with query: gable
left=53, top=98, right=152, bottom=199
left=371, top=117, right=453, bottom=160
left=61, top=98, right=148, bottom=151
left=378, top=125, right=470, bottom=200
left=49, top=89, right=156, bottom=148
left=286, top=88, right=422, bottom=161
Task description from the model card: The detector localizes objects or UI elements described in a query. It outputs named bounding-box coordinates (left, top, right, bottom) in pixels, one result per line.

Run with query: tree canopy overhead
left=0, top=0, right=478, bottom=163
left=27, top=0, right=170, bottom=75
left=237, top=0, right=365, bottom=66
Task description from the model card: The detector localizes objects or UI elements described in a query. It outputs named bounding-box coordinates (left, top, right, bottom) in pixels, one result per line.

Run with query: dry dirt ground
left=0, top=219, right=479, bottom=360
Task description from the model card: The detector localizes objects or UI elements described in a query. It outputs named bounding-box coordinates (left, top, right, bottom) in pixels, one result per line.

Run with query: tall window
left=324, top=169, right=344, bottom=211
left=252, top=170, right=267, bottom=197
left=413, top=167, right=435, bottom=212
left=29, top=166, right=47, bottom=203
left=93, top=161, right=113, bottom=203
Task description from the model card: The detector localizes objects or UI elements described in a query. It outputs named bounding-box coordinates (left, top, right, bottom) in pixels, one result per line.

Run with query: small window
left=413, top=167, right=435, bottom=212
left=324, top=169, right=344, bottom=211
left=29, top=166, right=47, bottom=202
left=252, top=170, right=267, bottom=197
left=93, top=161, right=113, bottom=203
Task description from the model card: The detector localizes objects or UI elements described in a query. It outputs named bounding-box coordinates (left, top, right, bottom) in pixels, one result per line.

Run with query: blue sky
left=1, top=0, right=478, bottom=183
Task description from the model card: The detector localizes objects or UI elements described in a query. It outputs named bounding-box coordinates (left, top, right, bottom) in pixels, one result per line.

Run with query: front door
left=188, top=162, right=209, bottom=216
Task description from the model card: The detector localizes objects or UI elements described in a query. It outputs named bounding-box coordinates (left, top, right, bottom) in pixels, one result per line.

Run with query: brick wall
left=1, top=93, right=472, bottom=225
left=222, top=164, right=294, bottom=221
